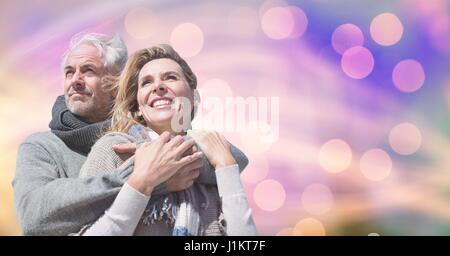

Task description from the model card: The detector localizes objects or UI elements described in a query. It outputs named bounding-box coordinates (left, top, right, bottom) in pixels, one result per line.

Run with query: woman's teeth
left=153, top=99, right=172, bottom=108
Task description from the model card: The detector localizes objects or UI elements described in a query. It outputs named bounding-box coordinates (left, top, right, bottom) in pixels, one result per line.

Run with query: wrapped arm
left=78, top=183, right=150, bottom=236
left=76, top=133, right=164, bottom=235
left=13, top=142, right=131, bottom=236
left=195, top=142, right=249, bottom=185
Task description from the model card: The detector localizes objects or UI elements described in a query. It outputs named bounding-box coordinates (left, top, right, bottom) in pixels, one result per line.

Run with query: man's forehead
left=65, top=44, right=103, bottom=67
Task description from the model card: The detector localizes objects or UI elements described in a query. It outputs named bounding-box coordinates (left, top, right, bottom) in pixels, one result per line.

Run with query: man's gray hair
left=62, top=33, right=128, bottom=75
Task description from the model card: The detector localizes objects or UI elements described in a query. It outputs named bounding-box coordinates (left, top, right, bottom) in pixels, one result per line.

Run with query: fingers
left=190, top=169, right=200, bottom=179
left=143, top=131, right=171, bottom=151
left=178, top=151, right=203, bottom=166
left=174, top=139, right=196, bottom=159
left=180, top=143, right=198, bottom=158
left=166, top=168, right=201, bottom=192
left=184, top=180, right=194, bottom=189
left=179, top=171, right=197, bottom=190
left=112, top=142, right=137, bottom=154
left=182, top=170, right=198, bottom=189
left=158, top=131, right=171, bottom=144
left=139, top=140, right=154, bottom=149
left=178, top=157, right=204, bottom=174
left=166, top=135, right=184, bottom=149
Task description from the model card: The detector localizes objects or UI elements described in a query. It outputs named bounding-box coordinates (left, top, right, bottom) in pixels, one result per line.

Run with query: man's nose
left=71, top=71, right=85, bottom=90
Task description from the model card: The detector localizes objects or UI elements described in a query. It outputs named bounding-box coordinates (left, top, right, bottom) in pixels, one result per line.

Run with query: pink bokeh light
left=428, top=14, right=450, bottom=53
left=370, top=12, right=403, bottom=46
left=331, top=23, right=364, bottom=55
left=287, top=6, right=308, bottom=38
left=170, top=22, right=204, bottom=58
left=301, top=183, right=334, bottom=215
left=253, top=179, right=286, bottom=211
left=340, top=46, right=374, bottom=79
left=261, top=7, right=294, bottom=40
left=392, top=59, right=425, bottom=93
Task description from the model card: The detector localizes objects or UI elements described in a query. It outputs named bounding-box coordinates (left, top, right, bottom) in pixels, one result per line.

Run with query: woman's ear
left=194, top=89, right=201, bottom=106
left=111, top=88, right=118, bottom=98
left=192, top=89, right=201, bottom=117
left=134, top=109, right=145, bottom=122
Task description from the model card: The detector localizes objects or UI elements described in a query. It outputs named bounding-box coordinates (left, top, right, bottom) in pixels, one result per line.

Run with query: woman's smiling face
left=137, top=58, right=194, bottom=133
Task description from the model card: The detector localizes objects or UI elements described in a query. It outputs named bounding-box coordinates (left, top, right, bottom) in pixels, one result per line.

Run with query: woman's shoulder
left=80, top=132, right=136, bottom=177
left=94, top=132, right=137, bottom=147
left=88, top=131, right=137, bottom=159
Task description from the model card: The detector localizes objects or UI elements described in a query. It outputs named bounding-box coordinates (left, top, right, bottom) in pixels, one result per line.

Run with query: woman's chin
left=145, top=110, right=175, bottom=127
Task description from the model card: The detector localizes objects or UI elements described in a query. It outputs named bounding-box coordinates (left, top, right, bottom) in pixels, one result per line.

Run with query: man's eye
left=65, top=71, right=73, bottom=77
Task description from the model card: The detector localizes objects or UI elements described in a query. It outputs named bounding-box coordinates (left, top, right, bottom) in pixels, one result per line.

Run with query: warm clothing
left=76, top=129, right=257, bottom=236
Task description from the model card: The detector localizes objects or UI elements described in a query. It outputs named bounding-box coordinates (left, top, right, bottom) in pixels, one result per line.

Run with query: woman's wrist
left=214, top=153, right=237, bottom=170
left=127, top=173, right=155, bottom=196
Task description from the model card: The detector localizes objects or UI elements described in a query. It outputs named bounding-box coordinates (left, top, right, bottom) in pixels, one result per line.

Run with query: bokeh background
left=2, top=0, right=450, bottom=235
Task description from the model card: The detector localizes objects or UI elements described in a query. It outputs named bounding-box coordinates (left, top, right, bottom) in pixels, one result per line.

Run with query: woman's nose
left=152, top=82, right=168, bottom=94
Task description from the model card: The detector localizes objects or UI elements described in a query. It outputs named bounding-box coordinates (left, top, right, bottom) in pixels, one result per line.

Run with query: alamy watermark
left=171, top=96, right=279, bottom=143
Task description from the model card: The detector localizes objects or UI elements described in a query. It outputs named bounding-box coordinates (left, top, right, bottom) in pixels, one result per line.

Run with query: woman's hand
left=127, top=132, right=203, bottom=196
left=165, top=144, right=203, bottom=191
left=187, top=130, right=237, bottom=170
left=114, top=141, right=204, bottom=192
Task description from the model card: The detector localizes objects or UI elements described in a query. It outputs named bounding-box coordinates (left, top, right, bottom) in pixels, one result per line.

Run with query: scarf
left=128, top=124, right=207, bottom=236
left=49, top=95, right=110, bottom=155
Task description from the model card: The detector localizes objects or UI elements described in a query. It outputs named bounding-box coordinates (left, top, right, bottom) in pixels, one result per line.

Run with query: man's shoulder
left=16, top=131, right=66, bottom=161
left=21, top=131, right=61, bottom=147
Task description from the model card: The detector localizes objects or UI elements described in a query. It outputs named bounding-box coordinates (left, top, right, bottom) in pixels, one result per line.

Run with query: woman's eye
left=166, top=75, right=177, bottom=81
left=141, top=80, right=152, bottom=87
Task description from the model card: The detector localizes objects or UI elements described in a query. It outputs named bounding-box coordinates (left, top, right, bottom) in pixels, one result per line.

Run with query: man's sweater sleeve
left=13, top=142, right=131, bottom=236
left=216, top=164, right=258, bottom=236
left=195, top=143, right=249, bottom=185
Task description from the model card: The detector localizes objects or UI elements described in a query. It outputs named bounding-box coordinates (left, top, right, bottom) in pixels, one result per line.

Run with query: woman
left=76, top=44, right=257, bottom=236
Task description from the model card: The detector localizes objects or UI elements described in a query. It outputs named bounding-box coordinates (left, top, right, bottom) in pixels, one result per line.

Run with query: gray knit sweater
left=13, top=132, right=133, bottom=235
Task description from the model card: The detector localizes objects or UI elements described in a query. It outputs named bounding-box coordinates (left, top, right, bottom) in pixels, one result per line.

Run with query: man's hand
left=112, top=142, right=136, bottom=154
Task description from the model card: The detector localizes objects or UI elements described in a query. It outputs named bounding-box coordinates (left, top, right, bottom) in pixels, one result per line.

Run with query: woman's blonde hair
left=109, top=44, right=197, bottom=133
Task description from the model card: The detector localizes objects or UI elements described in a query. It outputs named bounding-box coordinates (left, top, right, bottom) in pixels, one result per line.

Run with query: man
left=12, top=33, right=204, bottom=235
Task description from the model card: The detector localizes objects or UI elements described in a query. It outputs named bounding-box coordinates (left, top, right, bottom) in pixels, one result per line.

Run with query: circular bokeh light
left=341, top=46, right=375, bottom=79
